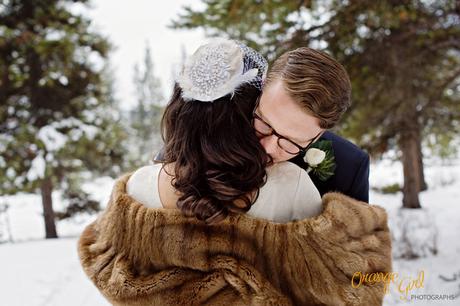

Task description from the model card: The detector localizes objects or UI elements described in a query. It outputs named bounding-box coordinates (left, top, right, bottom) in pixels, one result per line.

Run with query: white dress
left=126, top=161, right=322, bottom=223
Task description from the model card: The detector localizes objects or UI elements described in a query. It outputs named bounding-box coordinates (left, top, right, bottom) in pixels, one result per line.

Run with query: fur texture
left=78, top=173, right=392, bottom=306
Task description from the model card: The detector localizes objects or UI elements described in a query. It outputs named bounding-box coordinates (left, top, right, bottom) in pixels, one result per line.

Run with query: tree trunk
left=399, top=129, right=422, bottom=209
left=416, top=132, right=428, bottom=191
left=40, top=176, right=58, bottom=238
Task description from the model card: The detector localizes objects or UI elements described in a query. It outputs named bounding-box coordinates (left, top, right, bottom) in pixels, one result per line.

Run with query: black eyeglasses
left=252, top=99, right=323, bottom=155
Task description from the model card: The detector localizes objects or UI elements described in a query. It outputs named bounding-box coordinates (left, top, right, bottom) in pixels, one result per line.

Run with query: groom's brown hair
left=266, top=47, right=351, bottom=129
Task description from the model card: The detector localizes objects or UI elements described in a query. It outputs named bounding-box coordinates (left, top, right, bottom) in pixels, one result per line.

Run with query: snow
left=26, top=154, right=46, bottom=181
left=37, top=125, right=68, bottom=152
left=0, top=159, right=459, bottom=305
left=0, top=176, right=114, bottom=242
left=370, top=159, right=460, bottom=305
left=6, top=167, right=15, bottom=178
left=0, top=239, right=109, bottom=306
left=36, top=118, right=100, bottom=155
left=0, top=176, right=114, bottom=306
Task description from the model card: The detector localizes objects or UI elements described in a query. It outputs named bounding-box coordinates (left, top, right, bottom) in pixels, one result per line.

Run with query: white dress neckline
left=126, top=162, right=322, bottom=223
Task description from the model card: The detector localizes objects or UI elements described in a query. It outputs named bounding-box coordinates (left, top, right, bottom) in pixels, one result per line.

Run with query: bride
left=126, top=38, right=322, bottom=223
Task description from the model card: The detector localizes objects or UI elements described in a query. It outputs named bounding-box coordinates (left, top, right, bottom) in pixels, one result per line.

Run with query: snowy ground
left=370, top=160, right=460, bottom=305
left=0, top=177, right=113, bottom=306
left=0, top=238, right=109, bottom=306
left=0, top=159, right=459, bottom=306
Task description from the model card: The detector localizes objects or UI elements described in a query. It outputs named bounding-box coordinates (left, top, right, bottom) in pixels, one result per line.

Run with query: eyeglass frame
left=252, top=97, right=324, bottom=155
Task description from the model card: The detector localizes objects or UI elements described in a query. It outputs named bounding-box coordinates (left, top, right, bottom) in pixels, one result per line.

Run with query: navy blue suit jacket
left=289, top=131, right=370, bottom=203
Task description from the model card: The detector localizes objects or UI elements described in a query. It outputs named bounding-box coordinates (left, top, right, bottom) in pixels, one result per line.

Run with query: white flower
left=304, top=148, right=326, bottom=167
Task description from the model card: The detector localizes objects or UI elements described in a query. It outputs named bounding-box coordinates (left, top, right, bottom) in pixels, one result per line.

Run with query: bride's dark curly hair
left=161, top=83, right=268, bottom=224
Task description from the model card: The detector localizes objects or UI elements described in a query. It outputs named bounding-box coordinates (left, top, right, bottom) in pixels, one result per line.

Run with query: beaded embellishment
left=178, top=38, right=267, bottom=102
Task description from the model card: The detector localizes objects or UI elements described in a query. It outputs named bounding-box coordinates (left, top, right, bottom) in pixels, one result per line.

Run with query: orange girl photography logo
left=352, top=270, right=425, bottom=301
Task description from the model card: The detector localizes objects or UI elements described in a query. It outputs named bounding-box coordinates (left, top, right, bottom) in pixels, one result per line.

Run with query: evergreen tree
left=0, top=0, right=127, bottom=238
left=172, top=0, right=460, bottom=209
left=129, top=43, right=164, bottom=166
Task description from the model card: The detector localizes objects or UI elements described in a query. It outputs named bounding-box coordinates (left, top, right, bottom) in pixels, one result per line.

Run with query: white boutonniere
left=303, top=140, right=336, bottom=181
left=305, top=148, right=326, bottom=167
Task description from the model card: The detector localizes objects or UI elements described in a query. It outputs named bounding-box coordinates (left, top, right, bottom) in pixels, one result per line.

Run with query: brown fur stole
left=78, top=173, right=392, bottom=305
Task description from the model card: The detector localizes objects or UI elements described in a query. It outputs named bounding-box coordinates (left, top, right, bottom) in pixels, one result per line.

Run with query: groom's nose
left=259, top=135, right=279, bottom=158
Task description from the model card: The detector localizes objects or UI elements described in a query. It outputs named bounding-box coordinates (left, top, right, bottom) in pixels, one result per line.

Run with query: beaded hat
left=177, top=38, right=267, bottom=102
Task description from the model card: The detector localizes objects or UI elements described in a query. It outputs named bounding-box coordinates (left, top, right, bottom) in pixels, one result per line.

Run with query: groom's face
left=255, top=80, right=323, bottom=163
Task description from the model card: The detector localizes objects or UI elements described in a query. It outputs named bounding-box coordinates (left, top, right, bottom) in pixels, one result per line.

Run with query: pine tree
left=0, top=0, right=127, bottom=238
left=129, top=43, right=164, bottom=166
left=172, top=0, right=460, bottom=209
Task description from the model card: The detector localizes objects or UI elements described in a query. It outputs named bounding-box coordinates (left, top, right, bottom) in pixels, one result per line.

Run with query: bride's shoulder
left=266, top=161, right=305, bottom=179
left=126, top=163, right=165, bottom=208
left=253, top=161, right=321, bottom=222
left=264, top=161, right=316, bottom=192
left=127, top=164, right=162, bottom=190
left=130, top=164, right=161, bottom=177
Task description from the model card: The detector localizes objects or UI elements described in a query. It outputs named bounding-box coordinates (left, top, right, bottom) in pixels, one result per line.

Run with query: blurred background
left=0, top=0, right=459, bottom=305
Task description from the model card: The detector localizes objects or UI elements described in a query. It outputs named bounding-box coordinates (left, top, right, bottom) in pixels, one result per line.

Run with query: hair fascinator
left=177, top=38, right=267, bottom=102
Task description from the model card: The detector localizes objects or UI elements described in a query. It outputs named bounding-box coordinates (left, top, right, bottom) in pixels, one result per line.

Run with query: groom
left=156, top=45, right=369, bottom=202
left=256, top=47, right=370, bottom=202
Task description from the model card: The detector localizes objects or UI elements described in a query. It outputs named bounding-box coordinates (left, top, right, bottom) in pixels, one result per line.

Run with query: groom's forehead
left=259, top=85, right=320, bottom=142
